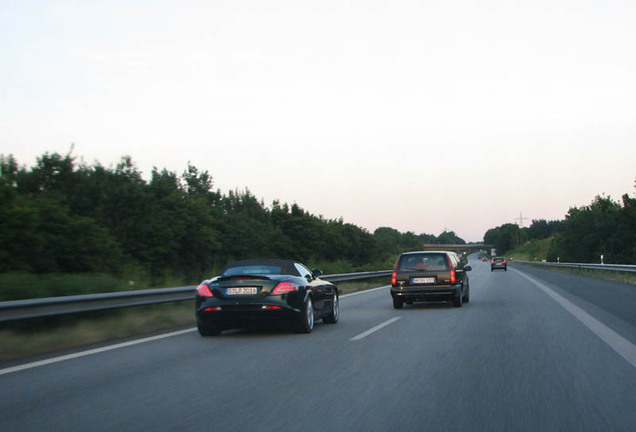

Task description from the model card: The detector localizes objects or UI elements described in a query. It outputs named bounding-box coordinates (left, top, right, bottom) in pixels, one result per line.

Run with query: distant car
left=195, top=258, right=339, bottom=335
left=390, top=251, right=471, bottom=308
left=491, top=257, right=507, bottom=271
left=481, top=257, right=488, bottom=262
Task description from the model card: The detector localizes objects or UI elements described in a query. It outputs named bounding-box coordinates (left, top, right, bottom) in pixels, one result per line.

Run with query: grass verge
left=336, top=277, right=389, bottom=295
left=505, top=238, right=553, bottom=261
left=0, top=302, right=195, bottom=364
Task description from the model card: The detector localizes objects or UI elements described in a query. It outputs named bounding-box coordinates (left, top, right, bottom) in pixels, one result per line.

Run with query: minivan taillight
left=196, top=284, right=214, bottom=297
left=391, top=257, right=399, bottom=286
left=446, top=255, right=457, bottom=284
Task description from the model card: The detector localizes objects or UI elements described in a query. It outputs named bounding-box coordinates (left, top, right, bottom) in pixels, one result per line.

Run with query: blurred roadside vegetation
left=0, top=151, right=463, bottom=301
left=0, top=302, right=196, bottom=362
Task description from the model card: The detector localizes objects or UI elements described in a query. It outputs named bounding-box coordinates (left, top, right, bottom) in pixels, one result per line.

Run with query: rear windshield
left=222, top=265, right=282, bottom=276
left=493, top=257, right=505, bottom=262
left=398, top=254, right=449, bottom=271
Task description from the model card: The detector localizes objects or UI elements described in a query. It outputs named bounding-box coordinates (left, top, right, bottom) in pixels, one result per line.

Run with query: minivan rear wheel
left=453, top=291, right=463, bottom=308
left=392, top=297, right=404, bottom=309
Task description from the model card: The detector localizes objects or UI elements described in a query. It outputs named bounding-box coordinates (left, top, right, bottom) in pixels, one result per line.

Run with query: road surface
left=2, top=257, right=635, bottom=431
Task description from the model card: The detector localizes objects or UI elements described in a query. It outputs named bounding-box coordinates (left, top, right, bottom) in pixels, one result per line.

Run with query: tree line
left=484, top=220, right=563, bottom=255
left=484, top=189, right=636, bottom=264
left=0, top=152, right=465, bottom=289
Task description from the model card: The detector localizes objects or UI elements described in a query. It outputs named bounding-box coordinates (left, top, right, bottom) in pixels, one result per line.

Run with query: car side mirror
left=312, top=269, right=323, bottom=279
left=465, top=265, right=472, bottom=271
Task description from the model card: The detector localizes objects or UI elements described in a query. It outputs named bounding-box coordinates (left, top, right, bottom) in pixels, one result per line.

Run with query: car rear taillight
left=272, top=282, right=299, bottom=294
left=391, top=256, right=399, bottom=285
left=446, top=255, right=457, bottom=284
left=196, top=284, right=214, bottom=297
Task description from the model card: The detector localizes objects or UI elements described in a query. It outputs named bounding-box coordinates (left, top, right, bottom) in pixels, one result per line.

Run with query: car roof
left=219, top=258, right=302, bottom=276
left=400, top=251, right=451, bottom=255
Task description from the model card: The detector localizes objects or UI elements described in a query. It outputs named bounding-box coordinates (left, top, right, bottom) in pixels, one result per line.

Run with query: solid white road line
left=0, top=328, right=197, bottom=376
left=515, top=269, right=636, bottom=369
left=350, top=317, right=401, bottom=341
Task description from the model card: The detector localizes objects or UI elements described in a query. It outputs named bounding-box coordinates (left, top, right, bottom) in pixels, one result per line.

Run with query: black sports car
left=195, top=258, right=339, bottom=336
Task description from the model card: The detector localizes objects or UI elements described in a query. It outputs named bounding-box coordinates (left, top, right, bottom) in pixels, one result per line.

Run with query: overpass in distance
left=422, top=244, right=495, bottom=254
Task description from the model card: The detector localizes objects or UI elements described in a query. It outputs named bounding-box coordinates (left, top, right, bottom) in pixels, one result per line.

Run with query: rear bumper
left=391, top=285, right=461, bottom=302
left=196, top=301, right=300, bottom=330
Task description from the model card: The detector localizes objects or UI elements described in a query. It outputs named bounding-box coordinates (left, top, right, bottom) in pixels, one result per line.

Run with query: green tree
left=484, top=223, right=527, bottom=254
left=548, top=195, right=632, bottom=263
left=373, top=227, right=403, bottom=258
left=526, top=219, right=563, bottom=240
left=435, top=231, right=465, bottom=244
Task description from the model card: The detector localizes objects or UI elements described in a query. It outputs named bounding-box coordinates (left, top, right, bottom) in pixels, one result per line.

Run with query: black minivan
left=390, top=251, right=472, bottom=308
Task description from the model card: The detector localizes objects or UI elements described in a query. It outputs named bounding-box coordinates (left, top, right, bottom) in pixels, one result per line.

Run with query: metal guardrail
left=0, top=270, right=392, bottom=322
left=514, top=260, right=636, bottom=274
left=321, top=270, right=392, bottom=282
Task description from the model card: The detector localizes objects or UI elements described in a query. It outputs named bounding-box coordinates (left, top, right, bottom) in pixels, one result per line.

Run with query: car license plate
left=412, top=277, right=435, bottom=284
left=226, top=287, right=258, bottom=295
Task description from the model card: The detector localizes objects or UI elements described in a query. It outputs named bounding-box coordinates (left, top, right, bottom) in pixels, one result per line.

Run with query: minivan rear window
left=398, top=254, right=449, bottom=271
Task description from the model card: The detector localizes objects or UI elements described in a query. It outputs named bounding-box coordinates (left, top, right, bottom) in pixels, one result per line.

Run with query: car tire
left=323, top=293, right=339, bottom=324
left=392, top=297, right=404, bottom=309
left=295, top=297, right=314, bottom=333
left=453, top=291, right=463, bottom=308
left=197, top=323, right=221, bottom=337
left=462, top=284, right=470, bottom=303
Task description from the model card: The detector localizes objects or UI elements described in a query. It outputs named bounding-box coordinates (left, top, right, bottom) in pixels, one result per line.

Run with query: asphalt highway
left=2, top=256, right=636, bottom=431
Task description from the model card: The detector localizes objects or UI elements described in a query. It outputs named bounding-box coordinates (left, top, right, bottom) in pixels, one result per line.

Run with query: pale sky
left=2, top=0, right=635, bottom=242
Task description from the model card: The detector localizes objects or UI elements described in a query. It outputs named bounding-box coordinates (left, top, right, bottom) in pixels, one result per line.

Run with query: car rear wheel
left=197, top=323, right=221, bottom=336
left=462, top=284, right=470, bottom=303
left=295, top=297, right=314, bottom=333
left=323, top=293, right=339, bottom=324
left=392, top=297, right=403, bottom=309
left=453, top=291, right=463, bottom=308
